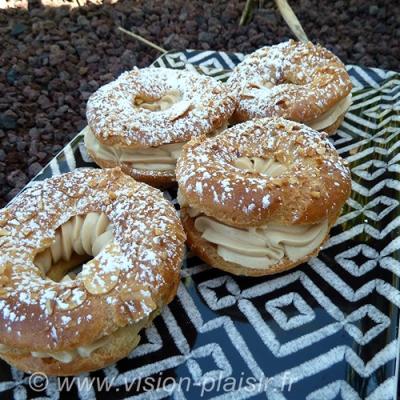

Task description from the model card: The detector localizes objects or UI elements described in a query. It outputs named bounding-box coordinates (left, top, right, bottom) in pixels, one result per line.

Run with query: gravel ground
left=0, top=0, right=399, bottom=206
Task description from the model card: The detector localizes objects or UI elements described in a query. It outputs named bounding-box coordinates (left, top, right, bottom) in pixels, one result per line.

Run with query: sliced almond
left=274, top=150, right=285, bottom=163
left=295, top=135, right=304, bottom=144
left=311, top=191, right=321, bottom=198
left=248, top=82, right=262, bottom=89
left=168, top=101, right=192, bottom=121
left=0, top=237, right=9, bottom=248
left=15, top=210, right=35, bottom=223
left=154, top=228, right=162, bottom=236
left=118, top=287, right=143, bottom=303
left=119, top=287, right=155, bottom=320
left=142, top=295, right=156, bottom=311
left=56, top=287, right=87, bottom=311
left=81, top=257, right=120, bottom=295
left=45, top=299, right=54, bottom=315
left=0, top=229, right=9, bottom=237
left=88, top=179, right=97, bottom=188
left=30, top=289, right=41, bottom=301
left=303, top=148, right=315, bottom=157
left=273, top=178, right=285, bottom=187
left=108, top=191, right=117, bottom=201
left=22, top=228, right=34, bottom=238
left=241, top=92, right=256, bottom=99
left=0, top=275, right=9, bottom=287
left=134, top=97, right=145, bottom=106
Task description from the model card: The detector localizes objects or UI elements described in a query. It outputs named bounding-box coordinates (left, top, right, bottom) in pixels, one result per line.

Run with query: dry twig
left=239, top=0, right=254, bottom=26
left=275, top=0, right=308, bottom=42
left=117, top=26, right=167, bottom=53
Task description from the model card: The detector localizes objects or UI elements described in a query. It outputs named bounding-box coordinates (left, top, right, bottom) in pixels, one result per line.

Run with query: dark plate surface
left=1, top=50, right=400, bottom=400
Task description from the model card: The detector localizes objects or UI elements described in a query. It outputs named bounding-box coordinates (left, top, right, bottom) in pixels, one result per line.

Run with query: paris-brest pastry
left=85, top=67, right=237, bottom=187
left=177, top=118, right=352, bottom=276
left=228, top=40, right=352, bottom=135
left=0, top=168, right=185, bottom=375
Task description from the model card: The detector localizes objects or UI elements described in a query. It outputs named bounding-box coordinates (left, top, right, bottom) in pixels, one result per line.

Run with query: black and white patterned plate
left=1, top=50, right=399, bottom=400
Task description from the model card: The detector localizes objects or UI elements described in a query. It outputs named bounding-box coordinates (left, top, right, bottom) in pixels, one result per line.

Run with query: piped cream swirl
left=309, top=94, right=352, bottom=130
left=234, top=156, right=287, bottom=176
left=34, top=212, right=113, bottom=274
left=84, top=127, right=184, bottom=172
left=0, top=316, right=152, bottom=363
left=30, top=334, right=111, bottom=363
left=135, top=89, right=182, bottom=111
left=194, top=216, right=328, bottom=269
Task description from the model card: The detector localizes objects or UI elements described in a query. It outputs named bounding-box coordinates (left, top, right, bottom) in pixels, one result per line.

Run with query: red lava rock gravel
left=0, top=0, right=399, bottom=206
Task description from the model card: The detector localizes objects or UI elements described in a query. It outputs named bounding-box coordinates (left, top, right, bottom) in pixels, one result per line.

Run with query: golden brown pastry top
left=176, top=118, right=351, bottom=227
left=228, top=40, right=352, bottom=123
left=87, top=67, right=237, bottom=148
left=0, top=168, right=185, bottom=352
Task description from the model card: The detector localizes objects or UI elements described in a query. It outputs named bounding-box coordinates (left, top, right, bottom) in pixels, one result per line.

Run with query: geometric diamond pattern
left=186, top=344, right=232, bottom=384
left=198, top=276, right=240, bottom=310
left=266, top=292, right=315, bottom=330
left=343, top=305, right=391, bottom=345
left=335, top=244, right=379, bottom=276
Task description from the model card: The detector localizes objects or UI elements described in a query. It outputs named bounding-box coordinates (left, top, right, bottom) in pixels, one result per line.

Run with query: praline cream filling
left=84, top=127, right=184, bottom=172
left=193, top=215, right=328, bottom=269
left=30, top=335, right=112, bottom=363
left=0, top=316, right=151, bottom=363
left=241, top=82, right=352, bottom=130
left=180, top=155, right=328, bottom=269
left=134, top=89, right=181, bottom=111
left=34, top=212, right=114, bottom=274
left=308, top=94, right=352, bottom=130
left=234, top=156, right=287, bottom=177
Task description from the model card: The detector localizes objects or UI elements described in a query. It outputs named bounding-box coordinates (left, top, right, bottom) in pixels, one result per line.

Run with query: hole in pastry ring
left=0, top=168, right=185, bottom=374
left=176, top=118, right=352, bottom=227
left=227, top=40, right=352, bottom=124
left=86, top=67, right=237, bottom=148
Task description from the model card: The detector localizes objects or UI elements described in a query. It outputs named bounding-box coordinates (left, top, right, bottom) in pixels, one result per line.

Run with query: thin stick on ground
left=275, top=0, right=308, bottom=42
left=117, top=26, right=168, bottom=54
left=239, top=0, right=254, bottom=26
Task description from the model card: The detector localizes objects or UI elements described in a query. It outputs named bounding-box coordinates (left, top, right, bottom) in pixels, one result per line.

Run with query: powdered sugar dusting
left=227, top=40, right=352, bottom=123
left=87, top=67, right=237, bottom=148
left=0, top=168, right=185, bottom=352
left=262, top=195, right=271, bottom=208
left=176, top=118, right=351, bottom=225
